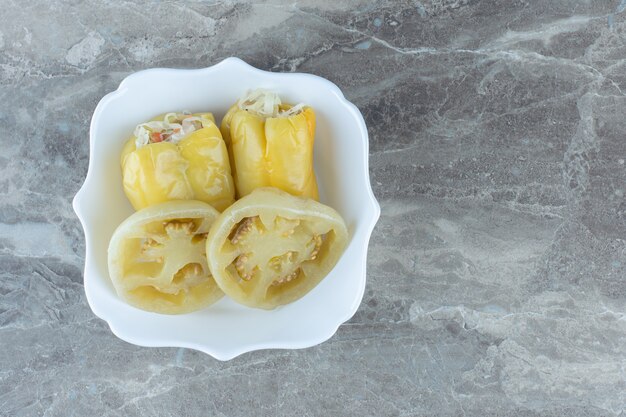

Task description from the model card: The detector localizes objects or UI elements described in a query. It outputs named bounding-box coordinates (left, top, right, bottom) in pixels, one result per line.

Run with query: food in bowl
left=221, top=90, right=319, bottom=200
left=110, top=89, right=348, bottom=313
left=107, top=200, right=224, bottom=314
left=206, top=187, right=348, bottom=309
left=121, top=112, right=235, bottom=212
left=74, top=58, right=379, bottom=358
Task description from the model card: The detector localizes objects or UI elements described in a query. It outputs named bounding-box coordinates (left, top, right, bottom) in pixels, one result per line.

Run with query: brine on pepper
left=121, top=112, right=235, bottom=212
left=220, top=90, right=319, bottom=200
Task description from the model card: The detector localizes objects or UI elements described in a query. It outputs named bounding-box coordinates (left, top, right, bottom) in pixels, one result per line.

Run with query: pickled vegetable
left=206, top=187, right=348, bottom=309
left=108, top=200, right=223, bottom=314
left=221, top=90, right=319, bottom=199
left=121, top=112, right=235, bottom=211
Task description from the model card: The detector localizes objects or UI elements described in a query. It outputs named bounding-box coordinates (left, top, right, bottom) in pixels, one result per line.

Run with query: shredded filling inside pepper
left=134, top=112, right=214, bottom=148
left=237, top=89, right=306, bottom=119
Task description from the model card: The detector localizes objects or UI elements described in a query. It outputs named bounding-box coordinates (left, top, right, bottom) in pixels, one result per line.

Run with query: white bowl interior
left=74, top=58, right=379, bottom=360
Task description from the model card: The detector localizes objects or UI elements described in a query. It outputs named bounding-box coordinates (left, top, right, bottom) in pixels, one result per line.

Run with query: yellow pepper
left=221, top=90, right=319, bottom=200
left=121, top=112, right=235, bottom=212
left=206, top=187, right=348, bottom=309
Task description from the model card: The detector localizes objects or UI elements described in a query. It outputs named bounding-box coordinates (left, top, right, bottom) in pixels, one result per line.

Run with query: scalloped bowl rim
left=73, top=57, right=380, bottom=360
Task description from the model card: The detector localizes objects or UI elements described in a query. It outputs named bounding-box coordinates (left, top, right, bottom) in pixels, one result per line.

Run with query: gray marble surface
left=2, top=1, right=626, bottom=416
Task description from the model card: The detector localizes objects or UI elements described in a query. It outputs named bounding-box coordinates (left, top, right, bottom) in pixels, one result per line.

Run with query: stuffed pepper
left=220, top=90, right=319, bottom=200
left=121, top=112, right=235, bottom=212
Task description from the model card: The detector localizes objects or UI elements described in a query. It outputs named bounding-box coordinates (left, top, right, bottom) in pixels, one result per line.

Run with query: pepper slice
left=108, top=200, right=223, bottom=314
left=221, top=90, right=319, bottom=200
left=121, top=112, right=235, bottom=212
left=206, top=187, right=348, bottom=309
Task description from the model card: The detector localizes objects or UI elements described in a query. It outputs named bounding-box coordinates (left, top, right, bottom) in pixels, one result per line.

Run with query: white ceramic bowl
left=73, top=57, right=380, bottom=360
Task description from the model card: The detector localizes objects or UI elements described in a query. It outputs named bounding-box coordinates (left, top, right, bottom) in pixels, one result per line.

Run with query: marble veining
left=1, top=1, right=625, bottom=416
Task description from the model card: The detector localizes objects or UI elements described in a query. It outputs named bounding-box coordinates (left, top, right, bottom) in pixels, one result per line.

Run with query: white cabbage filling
left=134, top=112, right=213, bottom=148
left=237, top=89, right=306, bottom=119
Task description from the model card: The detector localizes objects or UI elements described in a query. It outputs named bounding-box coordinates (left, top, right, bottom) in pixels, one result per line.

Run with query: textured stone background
left=2, top=1, right=626, bottom=416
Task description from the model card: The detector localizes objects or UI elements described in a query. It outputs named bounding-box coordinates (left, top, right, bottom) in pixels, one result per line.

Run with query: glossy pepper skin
left=121, top=113, right=235, bottom=212
left=221, top=104, right=319, bottom=200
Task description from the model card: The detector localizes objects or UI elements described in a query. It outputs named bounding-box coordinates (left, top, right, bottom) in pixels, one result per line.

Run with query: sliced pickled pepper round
left=206, top=187, right=349, bottom=309
left=108, top=200, right=224, bottom=314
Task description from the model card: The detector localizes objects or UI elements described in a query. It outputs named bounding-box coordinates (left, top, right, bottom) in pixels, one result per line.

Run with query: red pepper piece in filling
left=151, top=132, right=163, bottom=143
